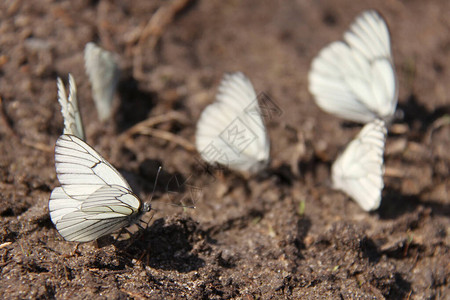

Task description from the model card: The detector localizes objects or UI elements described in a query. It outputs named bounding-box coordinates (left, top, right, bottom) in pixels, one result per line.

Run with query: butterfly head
left=142, top=202, right=152, bottom=213
left=248, top=158, right=270, bottom=174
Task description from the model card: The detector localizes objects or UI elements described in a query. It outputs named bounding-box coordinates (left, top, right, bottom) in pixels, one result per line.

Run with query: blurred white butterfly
left=49, top=134, right=150, bottom=242
left=195, top=72, right=270, bottom=173
left=308, top=10, right=397, bottom=124
left=57, top=74, right=85, bottom=141
left=332, top=119, right=387, bottom=211
left=84, top=42, right=120, bottom=122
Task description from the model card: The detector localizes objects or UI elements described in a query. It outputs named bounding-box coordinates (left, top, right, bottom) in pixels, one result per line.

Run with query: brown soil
left=0, top=0, right=449, bottom=299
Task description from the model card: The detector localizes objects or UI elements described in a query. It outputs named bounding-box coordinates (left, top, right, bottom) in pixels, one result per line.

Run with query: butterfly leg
left=112, top=227, right=129, bottom=245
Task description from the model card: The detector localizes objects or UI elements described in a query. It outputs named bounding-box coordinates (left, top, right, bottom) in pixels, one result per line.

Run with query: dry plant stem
left=425, top=114, right=450, bottom=144
left=120, top=111, right=189, bottom=138
left=118, top=111, right=195, bottom=152
left=0, top=242, right=12, bottom=249
left=291, top=131, right=306, bottom=177
left=384, top=166, right=404, bottom=178
left=132, top=0, right=192, bottom=79
left=389, top=123, right=408, bottom=134
left=21, top=140, right=53, bottom=153
left=137, top=127, right=195, bottom=152
left=97, top=1, right=116, bottom=52
left=0, top=96, right=17, bottom=138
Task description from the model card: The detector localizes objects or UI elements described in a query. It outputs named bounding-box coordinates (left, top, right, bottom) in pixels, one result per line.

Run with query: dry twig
left=118, top=111, right=195, bottom=153
left=132, top=0, right=192, bottom=79
left=0, top=96, right=18, bottom=138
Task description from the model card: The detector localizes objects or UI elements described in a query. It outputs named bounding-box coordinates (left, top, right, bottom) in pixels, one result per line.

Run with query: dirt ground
left=0, top=0, right=449, bottom=299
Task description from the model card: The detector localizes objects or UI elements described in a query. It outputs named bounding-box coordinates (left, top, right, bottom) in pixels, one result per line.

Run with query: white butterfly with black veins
left=49, top=134, right=150, bottom=242
left=84, top=42, right=120, bottom=122
left=309, top=10, right=397, bottom=124
left=195, top=72, right=270, bottom=173
left=332, top=119, right=387, bottom=211
left=57, top=74, right=85, bottom=141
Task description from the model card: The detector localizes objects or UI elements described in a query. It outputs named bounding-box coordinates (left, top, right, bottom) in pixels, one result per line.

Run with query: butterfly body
left=49, top=135, right=150, bottom=242
left=332, top=119, right=387, bottom=211
left=309, top=10, right=397, bottom=124
left=84, top=42, right=120, bottom=122
left=195, top=72, right=270, bottom=173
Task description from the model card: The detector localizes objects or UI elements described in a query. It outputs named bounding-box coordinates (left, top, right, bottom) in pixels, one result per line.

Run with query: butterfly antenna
left=148, top=166, right=162, bottom=203
left=161, top=188, right=196, bottom=210
left=166, top=202, right=196, bottom=209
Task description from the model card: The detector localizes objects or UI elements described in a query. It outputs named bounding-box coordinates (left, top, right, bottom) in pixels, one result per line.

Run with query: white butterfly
left=332, top=119, right=387, bottom=211
left=195, top=72, right=270, bottom=173
left=57, top=74, right=85, bottom=141
left=308, top=10, right=397, bottom=124
left=84, top=42, right=120, bottom=122
left=49, top=134, right=150, bottom=242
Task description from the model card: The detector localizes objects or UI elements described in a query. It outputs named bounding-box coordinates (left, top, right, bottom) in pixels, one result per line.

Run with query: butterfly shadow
left=377, top=187, right=450, bottom=220
left=115, top=76, right=157, bottom=132
left=292, top=216, right=312, bottom=261
left=119, top=158, right=192, bottom=207
left=263, top=163, right=296, bottom=186
left=116, top=216, right=205, bottom=273
left=395, top=94, right=450, bottom=136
